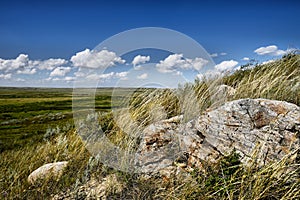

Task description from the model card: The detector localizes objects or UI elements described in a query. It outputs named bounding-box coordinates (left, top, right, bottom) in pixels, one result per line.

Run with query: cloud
left=98, top=72, right=114, bottom=79
left=0, top=54, right=29, bottom=72
left=156, top=54, right=185, bottom=73
left=137, top=73, right=148, bottom=79
left=116, top=71, right=128, bottom=78
left=17, top=68, right=37, bottom=75
left=174, top=71, right=183, bottom=76
left=16, top=78, right=25, bottom=82
left=0, top=52, right=129, bottom=86
left=38, top=58, right=68, bottom=70
left=133, top=65, right=143, bottom=70
left=254, top=45, right=286, bottom=56
left=210, top=52, right=227, bottom=58
left=74, top=71, right=83, bottom=77
left=74, top=67, right=86, bottom=77
left=132, top=55, right=150, bottom=66
left=71, top=49, right=125, bottom=68
left=85, top=71, right=129, bottom=81
left=0, top=54, right=68, bottom=75
left=196, top=73, right=204, bottom=80
left=52, top=77, right=61, bottom=81
left=46, top=76, right=75, bottom=82
left=210, top=53, right=218, bottom=58
left=189, top=57, right=209, bottom=71
left=50, top=67, right=71, bottom=77
left=73, top=68, right=129, bottom=80
left=0, top=73, right=12, bottom=80
left=64, top=76, right=75, bottom=82
left=262, top=59, right=275, bottom=65
left=156, top=54, right=208, bottom=73
left=215, top=60, right=238, bottom=71
left=86, top=73, right=99, bottom=81
left=242, top=57, right=250, bottom=61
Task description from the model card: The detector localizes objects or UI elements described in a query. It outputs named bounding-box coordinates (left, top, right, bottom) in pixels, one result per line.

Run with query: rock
left=135, top=99, right=300, bottom=174
left=28, top=161, right=68, bottom=184
left=135, top=115, right=184, bottom=173
left=195, top=98, right=299, bottom=165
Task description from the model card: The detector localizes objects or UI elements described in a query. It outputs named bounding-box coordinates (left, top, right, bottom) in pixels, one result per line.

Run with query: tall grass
left=0, top=54, right=299, bottom=199
left=0, top=131, right=90, bottom=199
left=222, top=53, right=300, bottom=105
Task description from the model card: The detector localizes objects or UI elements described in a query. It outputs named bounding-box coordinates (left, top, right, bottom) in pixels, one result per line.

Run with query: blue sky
left=0, top=0, right=299, bottom=87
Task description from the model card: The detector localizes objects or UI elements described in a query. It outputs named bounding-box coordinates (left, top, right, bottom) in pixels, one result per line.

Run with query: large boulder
left=28, top=161, right=68, bottom=184
left=194, top=98, right=300, bottom=166
left=135, top=115, right=184, bottom=173
left=136, top=99, right=300, bottom=173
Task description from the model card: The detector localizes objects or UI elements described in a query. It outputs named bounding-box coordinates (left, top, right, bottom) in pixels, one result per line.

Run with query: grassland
left=0, top=87, right=73, bottom=152
left=0, top=53, right=299, bottom=199
left=0, top=87, right=147, bottom=152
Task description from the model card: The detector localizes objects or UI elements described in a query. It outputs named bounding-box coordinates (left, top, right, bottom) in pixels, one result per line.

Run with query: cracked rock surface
left=136, top=99, right=300, bottom=173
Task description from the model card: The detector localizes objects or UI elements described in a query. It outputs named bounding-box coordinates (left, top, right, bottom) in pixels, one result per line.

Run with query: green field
left=0, top=88, right=71, bottom=151
left=0, top=87, right=144, bottom=152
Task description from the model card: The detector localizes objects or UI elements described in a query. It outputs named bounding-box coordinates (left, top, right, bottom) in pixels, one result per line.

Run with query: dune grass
left=222, top=53, right=300, bottom=105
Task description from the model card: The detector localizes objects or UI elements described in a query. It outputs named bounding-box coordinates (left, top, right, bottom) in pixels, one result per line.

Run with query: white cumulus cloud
left=156, top=54, right=185, bottom=73
left=16, top=78, right=25, bottom=82
left=132, top=55, right=150, bottom=66
left=0, top=54, right=68, bottom=74
left=99, top=72, right=114, bottom=79
left=0, top=73, right=12, bottom=80
left=17, top=68, right=37, bottom=75
left=254, top=45, right=286, bottom=56
left=137, top=73, right=148, bottom=80
left=133, top=65, right=143, bottom=70
left=85, top=71, right=129, bottom=81
left=64, top=76, right=75, bottom=81
left=156, top=54, right=208, bottom=73
left=210, top=53, right=218, bottom=58
left=50, top=67, right=72, bottom=77
left=71, top=49, right=125, bottom=69
left=38, top=58, right=68, bottom=70
left=215, top=60, right=238, bottom=71
left=0, top=54, right=29, bottom=72
left=210, top=52, right=227, bottom=58
left=242, top=57, right=250, bottom=61
left=262, top=59, right=276, bottom=65
left=86, top=73, right=99, bottom=81
left=116, top=71, right=128, bottom=78
left=46, top=76, right=75, bottom=82
left=189, top=57, right=209, bottom=71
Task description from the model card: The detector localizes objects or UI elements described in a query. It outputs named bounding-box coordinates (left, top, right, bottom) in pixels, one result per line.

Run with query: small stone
left=28, top=161, right=68, bottom=184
